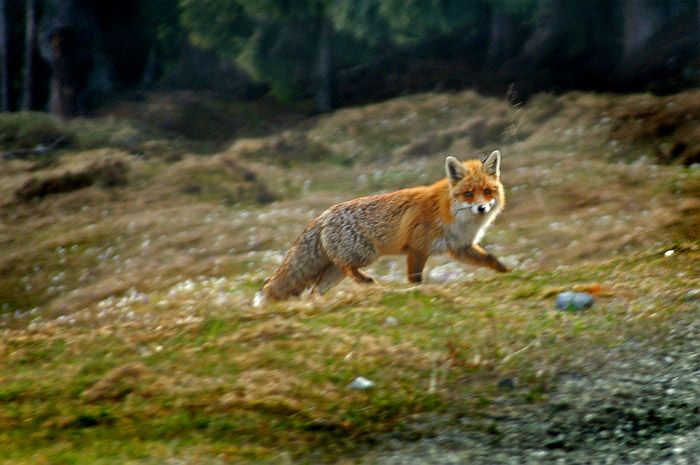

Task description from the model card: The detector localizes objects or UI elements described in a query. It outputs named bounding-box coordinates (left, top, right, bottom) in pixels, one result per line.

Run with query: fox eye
left=464, top=191, right=473, bottom=198
left=484, top=188, right=492, bottom=195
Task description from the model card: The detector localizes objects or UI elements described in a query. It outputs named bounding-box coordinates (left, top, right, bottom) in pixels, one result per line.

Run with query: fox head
left=445, top=150, right=504, bottom=217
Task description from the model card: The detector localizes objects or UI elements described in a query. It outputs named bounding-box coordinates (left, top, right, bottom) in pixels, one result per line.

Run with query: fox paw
left=253, top=291, right=267, bottom=308
left=495, top=262, right=510, bottom=273
left=356, top=272, right=376, bottom=284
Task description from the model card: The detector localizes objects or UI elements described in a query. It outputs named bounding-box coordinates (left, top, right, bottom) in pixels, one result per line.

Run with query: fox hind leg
left=321, top=223, right=378, bottom=285
left=340, top=265, right=376, bottom=284
left=312, top=264, right=345, bottom=294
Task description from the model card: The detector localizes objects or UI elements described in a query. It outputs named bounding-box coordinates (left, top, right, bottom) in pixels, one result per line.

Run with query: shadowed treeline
left=1, top=0, right=700, bottom=116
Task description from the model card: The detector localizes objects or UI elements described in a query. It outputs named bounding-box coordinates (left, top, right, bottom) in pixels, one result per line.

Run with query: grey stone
left=348, top=376, right=375, bottom=390
left=684, top=289, right=700, bottom=300
left=384, top=316, right=400, bottom=327
left=556, top=292, right=595, bottom=312
left=498, top=377, right=518, bottom=389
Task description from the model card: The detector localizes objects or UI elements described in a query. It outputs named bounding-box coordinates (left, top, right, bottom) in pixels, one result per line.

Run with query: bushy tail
left=254, top=218, right=329, bottom=306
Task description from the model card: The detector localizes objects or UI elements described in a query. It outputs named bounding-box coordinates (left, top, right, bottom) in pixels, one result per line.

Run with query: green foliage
left=379, top=0, right=487, bottom=43
left=236, top=19, right=318, bottom=99
left=180, top=0, right=327, bottom=101
left=138, top=0, right=188, bottom=60
left=488, top=0, right=538, bottom=17
left=179, top=0, right=255, bottom=58
left=177, top=0, right=491, bottom=103
left=329, top=0, right=392, bottom=45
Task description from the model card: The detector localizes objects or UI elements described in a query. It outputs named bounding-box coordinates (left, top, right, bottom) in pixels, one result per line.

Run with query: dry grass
left=0, top=89, right=698, bottom=464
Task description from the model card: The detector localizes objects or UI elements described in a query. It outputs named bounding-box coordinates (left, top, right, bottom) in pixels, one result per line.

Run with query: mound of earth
left=14, top=158, right=128, bottom=202
left=608, top=90, right=700, bottom=165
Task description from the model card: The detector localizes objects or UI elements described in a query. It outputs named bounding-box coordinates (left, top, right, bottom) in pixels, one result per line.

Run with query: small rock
left=545, top=434, right=567, bottom=449
left=679, top=197, right=700, bottom=212
left=556, top=292, right=595, bottom=312
left=348, top=376, right=375, bottom=391
left=303, top=419, right=342, bottom=432
left=684, top=289, right=700, bottom=301
left=664, top=249, right=674, bottom=257
left=497, top=377, right=517, bottom=389
left=384, top=316, right=399, bottom=327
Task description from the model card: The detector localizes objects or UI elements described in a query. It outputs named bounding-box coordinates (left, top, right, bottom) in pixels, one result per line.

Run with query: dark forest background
left=2, top=0, right=700, bottom=117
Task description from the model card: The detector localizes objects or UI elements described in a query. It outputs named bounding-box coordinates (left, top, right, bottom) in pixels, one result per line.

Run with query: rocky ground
left=351, top=297, right=700, bottom=465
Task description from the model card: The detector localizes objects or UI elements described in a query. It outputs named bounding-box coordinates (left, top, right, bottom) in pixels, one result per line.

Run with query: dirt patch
left=395, top=116, right=510, bottom=158
left=163, top=154, right=275, bottom=204
left=608, top=91, right=700, bottom=165
left=218, top=368, right=339, bottom=417
left=228, top=130, right=331, bottom=165
left=14, top=158, right=129, bottom=202
left=82, top=363, right=158, bottom=402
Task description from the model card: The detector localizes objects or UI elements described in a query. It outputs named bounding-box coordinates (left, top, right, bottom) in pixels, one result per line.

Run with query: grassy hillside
left=0, top=90, right=699, bottom=464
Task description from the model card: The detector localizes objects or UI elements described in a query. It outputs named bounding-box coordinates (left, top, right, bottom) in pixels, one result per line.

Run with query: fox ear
left=483, top=150, right=501, bottom=178
left=445, top=156, right=466, bottom=183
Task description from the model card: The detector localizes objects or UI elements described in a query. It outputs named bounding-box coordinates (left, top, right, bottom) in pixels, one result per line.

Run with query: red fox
left=254, top=150, right=508, bottom=307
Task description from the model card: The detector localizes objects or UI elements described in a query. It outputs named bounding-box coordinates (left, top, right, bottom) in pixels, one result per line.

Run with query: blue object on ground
left=556, top=292, right=595, bottom=312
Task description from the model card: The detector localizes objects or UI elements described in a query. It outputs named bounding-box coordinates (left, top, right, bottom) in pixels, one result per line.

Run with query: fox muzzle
left=471, top=199, right=496, bottom=215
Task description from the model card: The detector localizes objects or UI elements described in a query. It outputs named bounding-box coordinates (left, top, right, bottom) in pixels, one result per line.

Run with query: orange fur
left=254, top=150, right=508, bottom=306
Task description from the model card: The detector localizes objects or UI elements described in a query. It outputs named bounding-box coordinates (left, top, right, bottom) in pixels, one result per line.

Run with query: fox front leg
left=406, top=249, right=428, bottom=283
left=450, top=244, right=510, bottom=273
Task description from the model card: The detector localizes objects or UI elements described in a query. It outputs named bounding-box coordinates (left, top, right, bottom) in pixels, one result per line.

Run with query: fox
left=253, top=150, right=509, bottom=307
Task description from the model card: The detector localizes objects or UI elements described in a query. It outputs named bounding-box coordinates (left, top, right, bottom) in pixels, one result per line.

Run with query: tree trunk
left=50, top=27, right=80, bottom=118
left=622, top=0, right=668, bottom=61
left=316, top=16, right=336, bottom=113
left=22, top=0, right=37, bottom=111
left=520, top=0, right=569, bottom=64
left=485, top=9, right=517, bottom=70
left=140, top=47, right=158, bottom=88
left=0, top=0, right=9, bottom=112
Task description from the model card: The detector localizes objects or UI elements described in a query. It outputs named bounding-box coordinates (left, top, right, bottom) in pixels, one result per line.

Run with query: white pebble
left=348, top=376, right=375, bottom=391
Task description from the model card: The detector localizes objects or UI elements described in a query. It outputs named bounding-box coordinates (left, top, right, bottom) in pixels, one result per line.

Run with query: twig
left=0, top=135, right=68, bottom=160
left=501, top=339, right=537, bottom=364
left=504, top=83, right=522, bottom=144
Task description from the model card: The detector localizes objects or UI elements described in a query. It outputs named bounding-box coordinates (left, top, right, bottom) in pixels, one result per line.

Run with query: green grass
left=0, top=111, right=196, bottom=158
left=1, top=243, right=698, bottom=463
left=1, top=88, right=700, bottom=463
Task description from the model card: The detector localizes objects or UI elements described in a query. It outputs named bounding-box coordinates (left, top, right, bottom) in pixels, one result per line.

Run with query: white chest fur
left=429, top=205, right=498, bottom=255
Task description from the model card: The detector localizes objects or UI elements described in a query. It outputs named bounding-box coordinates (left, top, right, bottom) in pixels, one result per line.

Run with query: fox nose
left=477, top=205, right=486, bottom=213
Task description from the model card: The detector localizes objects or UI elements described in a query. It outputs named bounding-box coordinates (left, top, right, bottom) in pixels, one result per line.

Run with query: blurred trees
left=1, top=0, right=699, bottom=116
left=0, top=0, right=8, bottom=112
left=21, top=0, right=36, bottom=111
left=179, top=0, right=393, bottom=111
left=179, top=0, right=501, bottom=109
